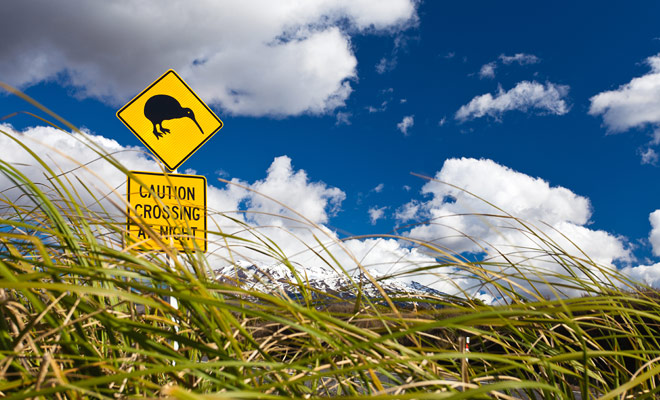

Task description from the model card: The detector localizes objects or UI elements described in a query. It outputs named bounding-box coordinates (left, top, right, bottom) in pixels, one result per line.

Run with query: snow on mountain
left=211, top=259, right=451, bottom=306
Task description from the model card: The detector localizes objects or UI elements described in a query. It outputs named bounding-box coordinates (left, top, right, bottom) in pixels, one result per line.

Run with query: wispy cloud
left=335, top=111, right=352, bottom=125
left=475, top=53, right=540, bottom=78
left=397, top=115, right=415, bottom=135
left=455, top=81, right=570, bottom=121
left=395, top=199, right=420, bottom=222
left=375, top=33, right=415, bottom=74
left=366, top=101, right=388, bottom=113
left=499, top=53, right=541, bottom=65
left=641, top=148, right=659, bottom=165
left=376, top=57, right=396, bottom=74
left=368, top=206, right=388, bottom=225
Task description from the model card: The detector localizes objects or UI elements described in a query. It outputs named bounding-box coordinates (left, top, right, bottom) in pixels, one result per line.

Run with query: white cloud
left=0, top=124, right=447, bottom=295
left=335, top=111, right=352, bottom=125
left=400, top=157, right=631, bottom=297
left=368, top=206, right=387, bottom=225
left=0, top=124, right=157, bottom=215
left=477, top=53, right=539, bottom=79
left=215, top=169, right=230, bottom=178
left=0, top=0, right=417, bottom=117
left=438, top=117, right=447, bottom=127
left=1, top=124, right=649, bottom=301
left=372, top=183, right=385, bottom=193
left=397, top=115, right=414, bottom=135
left=395, top=199, right=420, bottom=222
left=374, top=32, right=413, bottom=75
left=621, top=210, right=660, bottom=286
left=366, top=101, right=388, bottom=113
left=621, top=262, right=660, bottom=288
left=650, top=210, right=660, bottom=257
left=589, top=54, right=660, bottom=164
left=641, top=148, right=659, bottom=165
left=478, top=62, right=497, bottom=79
left=653, top=129, right=660, bottom=145
left=455, top=81, right=570, bottom=121
left=247, top=156, right=345, bottom=227
left=375, top=58, right=388, bottom=74
left=499, top=53, right=540, bottom=65
left=589, top=54, right=660, bottom=133
left=375, top=57, right=397, bottom=74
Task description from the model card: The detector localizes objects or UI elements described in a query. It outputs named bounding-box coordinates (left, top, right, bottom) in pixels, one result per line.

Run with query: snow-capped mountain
left=211, top=260, right=451, bottom=307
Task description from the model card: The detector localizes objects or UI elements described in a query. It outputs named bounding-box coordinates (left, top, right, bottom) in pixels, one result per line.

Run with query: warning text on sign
left=127, top=171, right=207, bottom=252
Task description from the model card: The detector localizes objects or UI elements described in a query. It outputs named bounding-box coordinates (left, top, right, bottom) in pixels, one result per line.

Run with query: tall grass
left=1, top=89, right=660, bottom=399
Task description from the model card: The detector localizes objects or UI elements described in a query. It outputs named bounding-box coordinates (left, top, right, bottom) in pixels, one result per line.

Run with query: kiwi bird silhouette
left=144, top=94, right=204, bottom=139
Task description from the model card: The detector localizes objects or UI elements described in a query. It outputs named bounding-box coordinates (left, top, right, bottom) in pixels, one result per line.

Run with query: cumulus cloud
left=455, top=81, right=570, bottom=121
left=372, top=183, right=385, bottom=193
left=624, top=210, right=660, bottom=287
left=621, top=262, right=660, bottom=288
left=399, top=157, right=631, bottom=297
left=650, top=210, right=660, bottom=257
left=397, top=115, right=414, bottom=135
left=1, top=124, right=651, bottom=301
left=246, top=156, right=345, bottom=227
left=499, top=53, right=540, bottom=65
left=0, top=124, right=157, bottom=216
left=478, top=62, right=497, bottom=79
left=589, top=54, right=660, bottom=133
left=0, top=123, right=446, bottom=295
left=0, top=0, right=417, bottom=116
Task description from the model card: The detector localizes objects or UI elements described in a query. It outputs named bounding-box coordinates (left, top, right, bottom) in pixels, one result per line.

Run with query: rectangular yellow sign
left=126, top=171, right=207, bottom=252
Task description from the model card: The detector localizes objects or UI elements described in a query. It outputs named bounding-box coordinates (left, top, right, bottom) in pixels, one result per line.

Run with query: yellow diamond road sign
left=127, top=171, right=207, bottom=252
left=117, top=70, right=223, bottom=171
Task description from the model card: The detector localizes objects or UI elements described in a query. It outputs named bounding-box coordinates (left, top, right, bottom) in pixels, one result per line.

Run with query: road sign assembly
left=117, top=69, right=223, bottom=171
left=126, top=171, right=207, bottom=252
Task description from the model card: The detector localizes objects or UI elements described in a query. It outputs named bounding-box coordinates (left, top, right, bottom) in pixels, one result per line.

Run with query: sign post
left=118, top=69, right=222, bottom=356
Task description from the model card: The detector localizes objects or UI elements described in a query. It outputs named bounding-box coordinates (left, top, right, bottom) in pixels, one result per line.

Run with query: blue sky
left=3, top=1, right=660, bottom=291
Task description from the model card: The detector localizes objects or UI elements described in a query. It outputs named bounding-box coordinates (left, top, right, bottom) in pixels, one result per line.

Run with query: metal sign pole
left=169, top=168, right=179, bottom=353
